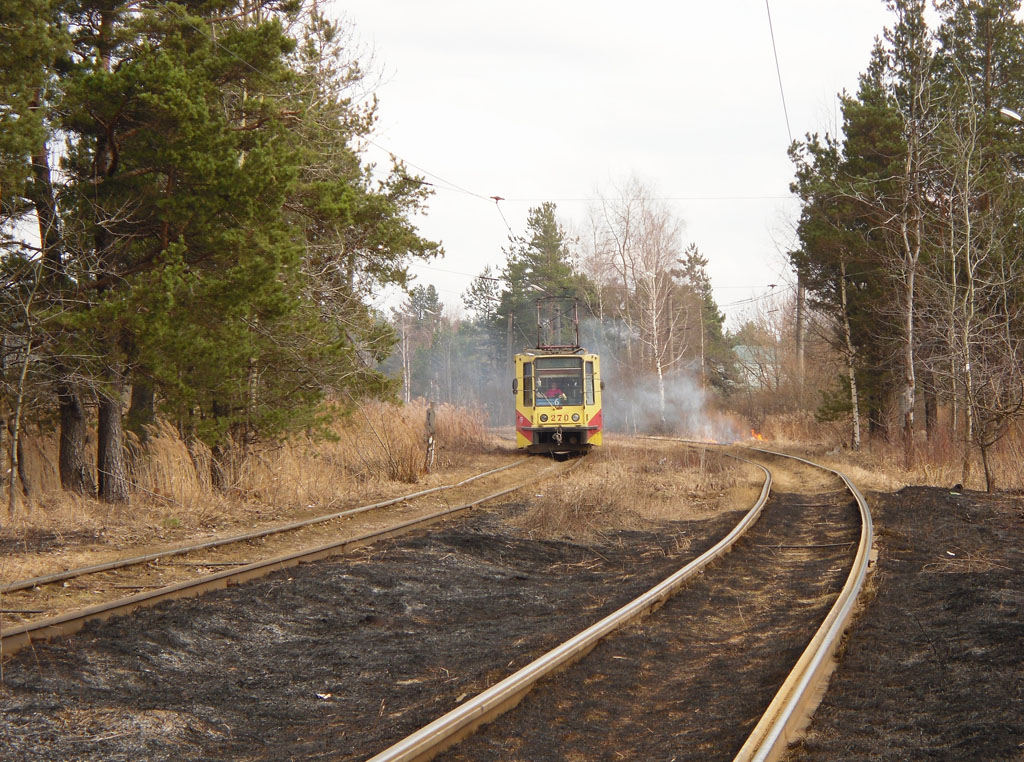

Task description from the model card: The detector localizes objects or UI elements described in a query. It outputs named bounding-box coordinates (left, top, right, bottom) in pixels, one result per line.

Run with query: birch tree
left=591, top=178, right=712, bottom=424
left=920, top=69, right=1024, bottom=490
left=884, top=0, right=937, bottom=466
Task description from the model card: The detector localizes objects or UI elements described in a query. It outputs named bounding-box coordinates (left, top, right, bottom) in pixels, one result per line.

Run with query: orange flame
left=750, top=429, right=765, bottom=441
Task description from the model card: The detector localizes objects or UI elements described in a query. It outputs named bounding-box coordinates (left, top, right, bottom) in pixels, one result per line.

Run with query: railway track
left=366, top=444, right=873, bottom=762
left=0, top=455, right=566, bottom=659
left=0, top=442, right=872, bottom=762
left=1, top=460, right=530, bottom=598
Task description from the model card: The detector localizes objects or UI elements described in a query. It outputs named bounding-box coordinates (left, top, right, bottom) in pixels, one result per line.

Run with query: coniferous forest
left=1, top=1, right=440, bottom=507
left=3, top=0, right=1024, bottom=512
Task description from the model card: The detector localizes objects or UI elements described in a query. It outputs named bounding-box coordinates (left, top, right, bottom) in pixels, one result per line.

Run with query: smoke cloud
left=581, top=318, right=742, bottom=443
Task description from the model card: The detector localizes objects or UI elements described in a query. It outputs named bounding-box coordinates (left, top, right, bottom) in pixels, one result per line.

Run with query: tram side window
left=523, top=362, right=534, bottom=406
left=585, top=361, right=595, bottom=405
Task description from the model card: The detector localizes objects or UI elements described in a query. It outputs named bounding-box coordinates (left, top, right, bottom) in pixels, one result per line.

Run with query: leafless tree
left=918, top=76, right=1024, bottom=490
left=1, top=255, right=45, bottom=519
left=590, top=178, right=700, bottom=423
left=887, top=11, right=937, bottom=468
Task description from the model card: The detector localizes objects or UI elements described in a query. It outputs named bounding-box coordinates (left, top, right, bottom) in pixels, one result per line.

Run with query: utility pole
left=795, top=274, right=806, bottom=389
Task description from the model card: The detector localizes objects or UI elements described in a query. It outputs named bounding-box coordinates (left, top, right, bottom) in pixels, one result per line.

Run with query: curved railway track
left=733, top=448, right=873, bottom=762
left=0, top=456, right=570, bottom=659
left=367, top=444, right=873, bottom=762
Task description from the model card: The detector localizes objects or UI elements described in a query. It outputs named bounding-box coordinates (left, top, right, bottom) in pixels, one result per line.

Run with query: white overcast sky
left=331, top=1, right=895, bottom=325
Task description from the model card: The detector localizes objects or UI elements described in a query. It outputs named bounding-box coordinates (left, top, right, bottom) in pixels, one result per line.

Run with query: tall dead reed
left=1, top=399, right=491, bottom=538
left=989, top=422, right=1024, bottom=493
left=128, top=420, right=226, bottom=525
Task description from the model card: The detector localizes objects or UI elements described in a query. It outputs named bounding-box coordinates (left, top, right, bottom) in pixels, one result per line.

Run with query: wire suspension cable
left=765, top=0, right=793, bottom=145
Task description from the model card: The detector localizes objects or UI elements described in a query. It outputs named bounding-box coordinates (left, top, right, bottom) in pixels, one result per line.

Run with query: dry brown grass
left=510, top=440, right=752, bottom=540
left=751, top=411, right=828, bottom=446
left=750, top=411, right=1024, bottom=493
left=989, top=422, right=1024, bottom=493
left=0, top=400, right=491, bottom=541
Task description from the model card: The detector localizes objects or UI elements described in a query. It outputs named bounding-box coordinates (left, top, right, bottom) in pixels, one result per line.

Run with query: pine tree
left=0, top=0, right=54, bottom=215
left=680, top=244, right=732, bottom=392
left=789, top=53, right=906, bottom=442
left=1, top=1, right=442, bottom=501
left=497, top=202, right=590, bottom=350
left=462, top=266, right=501, bottom=323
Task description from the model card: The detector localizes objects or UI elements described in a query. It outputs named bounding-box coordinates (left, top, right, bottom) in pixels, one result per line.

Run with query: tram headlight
left=539, top=414, right=548, bottom=422
left=571, top=413, right=580, bottom=422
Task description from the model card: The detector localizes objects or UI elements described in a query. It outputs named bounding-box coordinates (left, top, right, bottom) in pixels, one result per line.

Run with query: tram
left=512, top=299, right=603, bottom=455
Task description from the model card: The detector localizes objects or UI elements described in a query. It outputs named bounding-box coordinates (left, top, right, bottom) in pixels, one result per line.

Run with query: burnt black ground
left=1, top=486, right=1020, bottom=762
left=0, top=505, right=746, bottom=762
left=0, top=528, right=105, bottom=555
left=786, top=486, right=1024, bottom=761
left=438, top=489, right=861, bottom=762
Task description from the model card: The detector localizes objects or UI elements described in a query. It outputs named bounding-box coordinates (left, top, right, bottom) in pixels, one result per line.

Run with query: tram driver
left=539, top=380, right=567, bottom=405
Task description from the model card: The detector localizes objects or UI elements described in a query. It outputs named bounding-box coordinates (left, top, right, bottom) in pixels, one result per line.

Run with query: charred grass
left=438, top=485, right=862, bottom=761
left=787, top=486, right=1024, bottom=761
left=0, top=465, right=758, bottom=762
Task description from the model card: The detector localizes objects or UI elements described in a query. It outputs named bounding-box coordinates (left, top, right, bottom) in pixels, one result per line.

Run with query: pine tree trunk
left=35, top=120, right=94, bottom=495
left=97, top=366, right=130, bottom=504
left=211, top=444, right=232, bottom=491
left=58, top=386, right=96, bottom=495
left=126, top=379, right=155, bottom=444
left=93, top=9, right=129, bottom=505
left=27, top=110, right=95, bottom=496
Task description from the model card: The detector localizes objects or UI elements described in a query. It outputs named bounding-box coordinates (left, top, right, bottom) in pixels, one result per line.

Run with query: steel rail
left=732, top=448, right=874, bottom=762
left=0, top=459, right=568, bottom=661
left=645, top=438, right=876, bottom=758
left=364, top=451, right=773, bottom=762
left=1, top=460, right=528, bottom=595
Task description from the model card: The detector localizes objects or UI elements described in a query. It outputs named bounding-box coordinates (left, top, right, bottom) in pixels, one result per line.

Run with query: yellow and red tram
left=513, top=351, right=603, bottom=454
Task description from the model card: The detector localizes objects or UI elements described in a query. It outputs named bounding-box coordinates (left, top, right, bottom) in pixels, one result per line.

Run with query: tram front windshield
left=534, top=357, right=583, bottom=406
